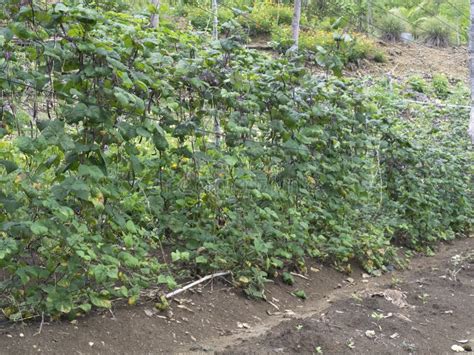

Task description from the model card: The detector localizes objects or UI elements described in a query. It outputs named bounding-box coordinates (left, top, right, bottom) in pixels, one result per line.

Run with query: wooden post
left=469, top=0, right=474, bottom=142
left=150, top=0, right=160, bottom=28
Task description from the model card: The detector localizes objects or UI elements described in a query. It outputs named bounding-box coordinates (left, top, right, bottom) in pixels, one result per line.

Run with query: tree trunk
left=367, top=0, right=372, bottom=33
left=212, top=0, right=218, bottom=41
left=469, top=0, right=474, bottom=142
left=150, top=0, right=160, bottom=28
left=291, top=0, right=301, bottom=50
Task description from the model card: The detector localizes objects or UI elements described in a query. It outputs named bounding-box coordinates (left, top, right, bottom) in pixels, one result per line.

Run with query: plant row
left=0, top=1, right=471, bottom=320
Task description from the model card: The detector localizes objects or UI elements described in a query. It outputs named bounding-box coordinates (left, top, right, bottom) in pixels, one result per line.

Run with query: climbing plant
left=0, top=0, right=471, bottom=320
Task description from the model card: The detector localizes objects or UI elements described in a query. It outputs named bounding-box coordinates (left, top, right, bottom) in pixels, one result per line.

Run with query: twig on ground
left=33, top=312, right=44, bottom=336
left=109, top=308, right=116, bottom=320
left=165, top=271, right=231, bottom=300
left=267, top=300, right=280, bottom=311
left=290, top=272, right=310, bottom=280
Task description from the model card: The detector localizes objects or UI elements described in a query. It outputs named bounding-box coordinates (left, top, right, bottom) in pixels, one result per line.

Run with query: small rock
left=365, top=330, right=376, bottom=339
left=451, top=344, right=465, bottom=352
left=88, top=342, right=94, bottom=347
left=144, top=309, right=155, bottom=317
left=237, top=322, right=250, bottom=329
left=19, top=333, right=24, bottom=338
left=346, top=277, right=354, bottom=283
left=362, top=273, right=370, bottom=279
left=390, top=332, right=400, bottom=339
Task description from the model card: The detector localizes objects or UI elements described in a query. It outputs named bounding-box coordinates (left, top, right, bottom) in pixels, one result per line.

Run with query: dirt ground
left=355, top=42, right=469, bottom=83
left=0, top=237, right=473, bottom=354
left=222, top=237, right=474, bottom=355
left=250, top=39, right=469, bottom=83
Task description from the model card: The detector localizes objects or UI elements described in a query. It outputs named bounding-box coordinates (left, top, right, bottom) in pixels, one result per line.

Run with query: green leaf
left=78, top=164, right=105, bottom=180
left=56, top=300, right=73, bottom=314
left=158, top=275, right=177, bottom=289
left=0, top=160, right=18, bottom=173
left=282, top=272, right=294, bottom=285
left=114, top=91, right=129, bottom=106
left=292, top=290, right=307, bottom=300
left=30, top=222, right=48, bottom=235
left=152, top=131, right=168, bottom=151
left=171, top=250, right=190, bottom=262
left=195, top=255, right=208, bottom=264
left=125, top=220, right=137, bottom=233
left=106, top=57, right=128, bottom=71
left=78, top=303, right=92, bottom=312
left=90, top=294, right=112, bottom=309
left=222, top=155, right=238, bottom=167
left=15, top=136, right=35, bottom=154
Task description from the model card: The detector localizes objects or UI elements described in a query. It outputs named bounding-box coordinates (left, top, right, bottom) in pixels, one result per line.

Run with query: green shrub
left=184, top=4, right=296, bottom=36
left=432, top=73, right=450, bottom=99
left=185, top=5, right=234, bottom=30
left=378, top=13, right=405, bottom=41
left=372, top=50, right=386, bottom=63
left=407, top=75, right=428, bottom=93
left=380, top=102, right=472, bottom=249
left=418, top=16, right=453, bottom=47
left=271, top=26, right=380, bottom=68
left=348, top=36, right=381, bottom=63
left=242, top=4, right=300, bottom=35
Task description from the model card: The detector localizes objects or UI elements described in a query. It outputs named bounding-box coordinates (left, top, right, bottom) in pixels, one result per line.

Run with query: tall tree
left=367, top=0, right=372, bottom=33
left=150, top=0, right=160, bottom=28
left=291, top=0, right=302, bottom=50
left=212, top=0, right=219, bottom=41
left=470, top=0, right=474, bottom=142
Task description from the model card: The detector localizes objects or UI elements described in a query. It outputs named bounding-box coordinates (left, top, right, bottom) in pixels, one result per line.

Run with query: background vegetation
left=152, top=0, right=470, bottom=48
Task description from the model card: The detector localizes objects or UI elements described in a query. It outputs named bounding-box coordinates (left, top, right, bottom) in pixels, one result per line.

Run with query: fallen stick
left=290, top=272, right=310, bottom=280
left=267, top=300, right=280, bottom=311
left=33, top=312, right=45, bottom=336
left=165, top=271, right=231, bottom=299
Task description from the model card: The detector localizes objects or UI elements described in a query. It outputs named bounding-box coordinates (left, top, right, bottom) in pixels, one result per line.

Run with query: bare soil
left=354, top=42, right=469, bottom=83
left=221, top=237, right=474, bottom=355
left=249, top=38, right=469, bottom=83
left=0, top=237, right=473, bottom=354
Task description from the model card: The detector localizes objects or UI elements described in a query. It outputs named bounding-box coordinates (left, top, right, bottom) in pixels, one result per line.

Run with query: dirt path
left=221, top=237, right=474, bottom=354
left=0, top=237, right=473, bottom=354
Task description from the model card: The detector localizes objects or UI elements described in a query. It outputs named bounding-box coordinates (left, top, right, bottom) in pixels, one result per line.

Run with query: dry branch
left=165, top=271, right=231, bottom=299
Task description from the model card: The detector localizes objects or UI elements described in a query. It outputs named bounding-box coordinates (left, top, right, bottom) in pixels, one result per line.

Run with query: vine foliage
left=0, top=0, right=472, bottom=319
